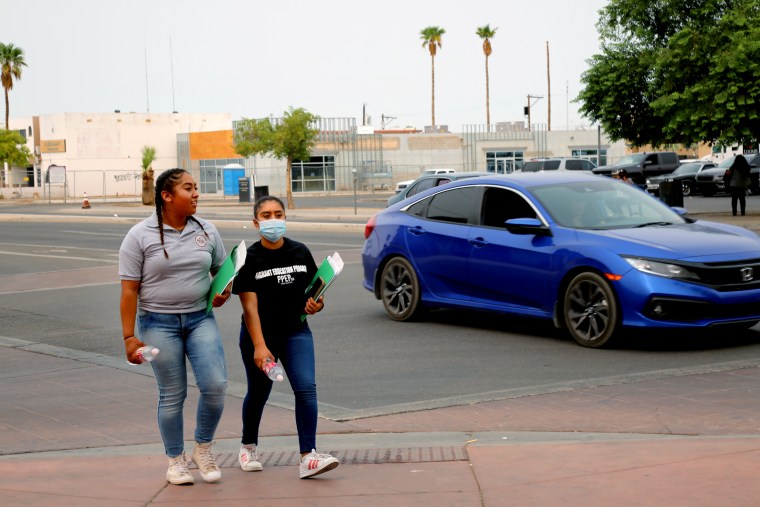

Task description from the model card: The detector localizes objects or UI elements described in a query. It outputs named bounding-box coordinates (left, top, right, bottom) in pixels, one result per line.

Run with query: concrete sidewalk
left=2, top=339, right=760, bottom=506
left=3, top=199, right=760, bottom=505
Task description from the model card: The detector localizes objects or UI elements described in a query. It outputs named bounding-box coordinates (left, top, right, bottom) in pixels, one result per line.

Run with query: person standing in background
left=726, top=155, right=751, bottom=216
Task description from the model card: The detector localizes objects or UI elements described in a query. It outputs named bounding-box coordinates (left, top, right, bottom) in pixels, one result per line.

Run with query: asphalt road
left=2, top=215, right=760, bottom=421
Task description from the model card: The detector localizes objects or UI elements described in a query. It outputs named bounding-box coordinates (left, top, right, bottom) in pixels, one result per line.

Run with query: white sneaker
left=191, top=441, right=222, bottom=483
left=166, top=452, right=194, bottom=485
left=239, top=444, right=263, bottom=472
left=299, top=449, right=339, bottom=479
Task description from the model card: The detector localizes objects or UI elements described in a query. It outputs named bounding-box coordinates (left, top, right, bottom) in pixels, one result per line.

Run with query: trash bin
left=659, top=178, right=684, bottom=207
left=238, top=177, right=252, bottom=203
left=254, top=185, right=269, bottom=202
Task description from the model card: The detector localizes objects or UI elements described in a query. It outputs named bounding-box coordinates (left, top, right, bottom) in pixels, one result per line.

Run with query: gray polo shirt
left=119, top=211, right=227, bottom=313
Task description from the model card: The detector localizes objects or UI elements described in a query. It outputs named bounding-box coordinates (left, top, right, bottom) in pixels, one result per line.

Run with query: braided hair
left=154, top=168, right=208, bottom=258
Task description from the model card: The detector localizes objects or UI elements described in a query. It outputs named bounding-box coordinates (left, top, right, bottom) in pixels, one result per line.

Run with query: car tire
left=563, top=272, right=619, bottom=348
left=682, top=181, right=692, bottom=196
left=380, top=257, right=422, bottom=322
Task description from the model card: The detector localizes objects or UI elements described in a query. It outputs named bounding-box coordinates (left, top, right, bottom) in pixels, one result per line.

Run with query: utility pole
left=546, top=41, right=551, bottom=131
left=381, top=114, right=396, bottom=129
left=525, top=95, right=543, bottom=131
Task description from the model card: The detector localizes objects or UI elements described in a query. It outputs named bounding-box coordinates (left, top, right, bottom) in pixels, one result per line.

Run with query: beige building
left=4, top=112, right=627, bottom=200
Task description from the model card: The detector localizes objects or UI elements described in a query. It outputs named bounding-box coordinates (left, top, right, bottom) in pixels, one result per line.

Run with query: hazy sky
left=4, top=0, right=609, bottom=130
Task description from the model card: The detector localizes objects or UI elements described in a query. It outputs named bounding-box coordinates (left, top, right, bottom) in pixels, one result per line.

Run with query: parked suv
left=593, top=151, right=680, bottom=186
left=394, top=168, right=456, bottom=193
left=520, top=157, right=596, bottom=172
left=696, top=154, right=760, bottom=196
left=387, top=172, right=490, bottom=207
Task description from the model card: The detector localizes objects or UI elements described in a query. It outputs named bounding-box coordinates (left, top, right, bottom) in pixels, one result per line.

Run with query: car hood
left=697, top=168, right=725, bottom=177
left=579, top=222, right=760, bottom=262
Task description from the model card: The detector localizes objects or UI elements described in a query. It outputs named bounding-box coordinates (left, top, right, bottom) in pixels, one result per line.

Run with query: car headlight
left=624, top=257, right=700, bottom=281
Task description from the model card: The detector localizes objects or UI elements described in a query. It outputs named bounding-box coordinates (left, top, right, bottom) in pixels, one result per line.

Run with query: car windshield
left=718, top=157, right=735, bottom=168
left=614, top=154, right=647, bottom=166
left=674, top=163, right=702, bottom=174
left=532, top=180, right=687, bottom=229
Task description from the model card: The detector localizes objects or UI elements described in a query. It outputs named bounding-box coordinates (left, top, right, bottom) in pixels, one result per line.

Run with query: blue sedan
left=361, top=172, right=760, bottom=347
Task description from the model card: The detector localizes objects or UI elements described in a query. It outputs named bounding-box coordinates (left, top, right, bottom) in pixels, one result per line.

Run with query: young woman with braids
left=119, top=168, right=232, bottom=485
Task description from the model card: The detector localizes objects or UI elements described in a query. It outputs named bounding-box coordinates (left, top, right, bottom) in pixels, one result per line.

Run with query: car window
left=522, top=161, right=543, bottom=172
left=424, top=187, right=480, bottom=224
left=533, top=180, right=686, bottom=229
left=543, top=160, right=560, bottom=170
left=481, top=187, right=537, bottom=227
left=409, top=178, right=436, bottom=197
left=676, top=163, right=701, bottom=174
left=565, top=159, right=581, bottom=170
left=406, top=198, right=429, bottom=217
left=435, top=177, right=453, bottom=186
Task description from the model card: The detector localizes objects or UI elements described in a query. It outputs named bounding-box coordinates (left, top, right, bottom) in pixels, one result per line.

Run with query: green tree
left=234, top=107, right=320, bottom=210
left=476, top=24, right=498, bottom=130
left=0, top=129, right=31, bottom=169
left=577, top=0, right=760, bottom=148
left=420, top=26, right=445, bottom=128
left=141, top=145, right=157, bottom=206
left=0, top=43, right=27, bottom=130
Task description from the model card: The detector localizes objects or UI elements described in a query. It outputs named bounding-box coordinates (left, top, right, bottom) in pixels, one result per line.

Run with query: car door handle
left=469, top=237, right=488, bottom=247
left=408, top=226, right=426, bottom=236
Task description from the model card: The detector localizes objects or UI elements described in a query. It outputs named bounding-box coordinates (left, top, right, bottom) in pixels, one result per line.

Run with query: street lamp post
left=351, top=168, right=357, bottom=215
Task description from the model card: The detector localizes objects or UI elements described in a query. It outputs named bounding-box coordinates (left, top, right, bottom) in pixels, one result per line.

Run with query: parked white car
left=394, top=168, right=456, bottom=193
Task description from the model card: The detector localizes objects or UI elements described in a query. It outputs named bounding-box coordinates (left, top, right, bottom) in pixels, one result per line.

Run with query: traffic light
left=524, top=106, right=529, bottom=116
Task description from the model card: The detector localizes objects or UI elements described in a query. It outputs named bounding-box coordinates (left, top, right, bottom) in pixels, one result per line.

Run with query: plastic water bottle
left=127, top=346, right=159, bottom=365
left=263, top=358, right=284, bottom=382
left=137, top=346, right=159, bottom=362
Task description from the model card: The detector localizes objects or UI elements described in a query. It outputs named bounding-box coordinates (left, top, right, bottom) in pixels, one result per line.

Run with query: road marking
left=0, top=250, right=117, bottom=263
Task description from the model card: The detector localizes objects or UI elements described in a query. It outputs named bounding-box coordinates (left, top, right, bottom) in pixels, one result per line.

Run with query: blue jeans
left=239, top=323, right=317, bottom=453
left=138, top=309, right=227, bottom=458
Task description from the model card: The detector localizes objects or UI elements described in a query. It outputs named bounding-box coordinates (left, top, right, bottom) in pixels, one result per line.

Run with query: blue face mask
left=258, top=218, right=286, bottom=242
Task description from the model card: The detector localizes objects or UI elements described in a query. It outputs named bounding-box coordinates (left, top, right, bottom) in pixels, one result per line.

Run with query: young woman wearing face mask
left=231, top=195, right=339, bottom=479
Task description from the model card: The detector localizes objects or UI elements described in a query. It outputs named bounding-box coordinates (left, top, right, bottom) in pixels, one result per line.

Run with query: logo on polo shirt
left=195, top=235, right=207, bottom=247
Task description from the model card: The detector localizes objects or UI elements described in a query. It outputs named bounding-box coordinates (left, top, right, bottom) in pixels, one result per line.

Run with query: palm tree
left=0, top=43, right=27, bottom=130
left=420, top=26, right=445, bottom=128
left=476, top=25, right=498, bottom=131
left=141, top=145, right=157, bottom=205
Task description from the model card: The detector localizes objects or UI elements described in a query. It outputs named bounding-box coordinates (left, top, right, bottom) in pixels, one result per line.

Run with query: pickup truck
left=592, top=152, right=680, bottom=186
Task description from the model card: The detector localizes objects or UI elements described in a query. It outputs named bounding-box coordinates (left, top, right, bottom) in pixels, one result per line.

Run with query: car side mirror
left=504, top=218, right=552, bottom=236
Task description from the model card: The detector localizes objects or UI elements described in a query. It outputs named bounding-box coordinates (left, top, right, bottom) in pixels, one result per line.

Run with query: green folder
left=206, top=240, right=246, bottom=313
left=301, top=252, right=344, bottom=321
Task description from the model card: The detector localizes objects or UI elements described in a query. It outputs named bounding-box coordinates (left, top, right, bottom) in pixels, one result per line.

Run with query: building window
left=291, top=155, right=336, bottom=192
left=571, top=148, right=607, bottom=166
left=199, top=158, right=245, bottom=194
left=486, top=151, right=524, bottom=174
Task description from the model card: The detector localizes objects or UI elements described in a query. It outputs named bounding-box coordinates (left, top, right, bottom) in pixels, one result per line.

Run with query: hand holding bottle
left=262, top=358, right=284, bottom=382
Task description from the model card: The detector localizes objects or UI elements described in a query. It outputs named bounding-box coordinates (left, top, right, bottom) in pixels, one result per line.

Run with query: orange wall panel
left=189, top=130, right=240, bottom=160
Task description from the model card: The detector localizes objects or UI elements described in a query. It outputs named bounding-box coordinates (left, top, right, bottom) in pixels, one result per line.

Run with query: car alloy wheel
left=681, top=181, right=692, bottom=196
left=563, top=272, right=619, bottom=348
left=380, top=257, right=421, bottom=321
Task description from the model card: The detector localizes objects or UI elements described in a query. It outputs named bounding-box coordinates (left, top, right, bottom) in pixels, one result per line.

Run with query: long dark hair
left=154, top=168, right=208, bottom=258
left=732, top=155, right=751, bottom=176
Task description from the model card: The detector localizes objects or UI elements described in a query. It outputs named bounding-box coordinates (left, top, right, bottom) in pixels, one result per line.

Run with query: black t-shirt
left=232, top=238, right=318, bottom=340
